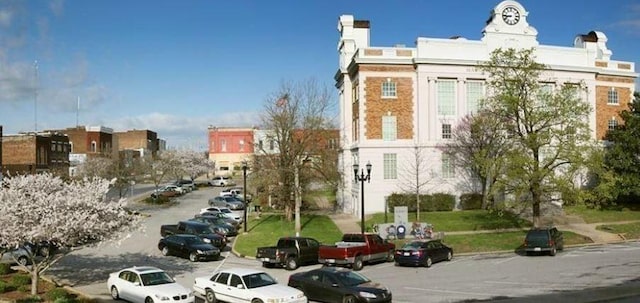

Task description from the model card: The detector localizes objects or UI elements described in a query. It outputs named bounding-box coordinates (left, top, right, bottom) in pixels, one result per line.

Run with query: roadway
left=47, top=186, right=640, bottom=303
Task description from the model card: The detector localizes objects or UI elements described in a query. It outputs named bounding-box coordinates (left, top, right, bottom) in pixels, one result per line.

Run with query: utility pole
left=34, top=60, right=39, bottom=132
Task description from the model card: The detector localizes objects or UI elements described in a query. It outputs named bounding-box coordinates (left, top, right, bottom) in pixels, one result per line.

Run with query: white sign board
left=394, top=206, right=409, bottom=226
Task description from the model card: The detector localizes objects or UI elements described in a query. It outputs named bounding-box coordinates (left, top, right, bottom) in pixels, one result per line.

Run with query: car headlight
left=197, top=250, right=203, bottom=254
left=203, top=238, right=211, bottom=243
left=189, top=291, right=195, bottom=297
left=359, top=291, right=377, bottom=298
left=154, top=294, right=170, bottom=301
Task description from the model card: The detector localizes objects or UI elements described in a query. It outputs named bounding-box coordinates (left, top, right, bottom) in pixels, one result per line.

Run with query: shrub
left=429, top=193, right=456, bottom=211
left=54, top=296, right=76, bottom=303
left=0, top=263, right=15, bottom=275
left=0, top=280, right=14, bottom=293
left=16, top=295, right=43, bottom=303
left=11, top=274, right=32, bottom=287
left=386, top=193, right=456, bottom=212
left=47, top=288, right=71, bottom=301
left=460, top=193, right=483, bottom=210
left=17, top=284, right=31, bottom=293
left=144, top=196, right=170, bottom=204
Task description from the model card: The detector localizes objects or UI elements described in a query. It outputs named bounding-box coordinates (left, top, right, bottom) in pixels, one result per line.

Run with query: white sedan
left=200, top=206, right=243, bottom=223
left=107, top=266, right=194, bottom=303
left=193, top=268, right=307, bottom=303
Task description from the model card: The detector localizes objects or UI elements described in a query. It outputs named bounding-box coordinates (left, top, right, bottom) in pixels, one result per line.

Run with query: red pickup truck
left=318, top=233, right=395, bottom=270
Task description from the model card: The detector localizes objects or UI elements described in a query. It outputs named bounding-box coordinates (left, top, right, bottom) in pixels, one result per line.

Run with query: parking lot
left=47, top=186, right=640, bottom=303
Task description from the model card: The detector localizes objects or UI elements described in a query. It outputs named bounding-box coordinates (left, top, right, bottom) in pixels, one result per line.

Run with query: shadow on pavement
left=46, top=252, right=199, bottom=286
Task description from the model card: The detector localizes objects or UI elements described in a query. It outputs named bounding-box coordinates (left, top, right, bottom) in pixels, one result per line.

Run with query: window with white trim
left=90, top=141, right=96, bottom=152
left=383, top=153, right=397, bottom=179
left=221, top=139, right=227, bottom=152
left=382, top=116, right=397, bottom=141
left=381, top=79, right=397, bottom=98
left=441, top=153, right=454, bottom=178
left=608, top=88, right=618, bottom=105
left=608, top=117, right=618, bottom=131
left=437, top=80, right=455, bottom=115
left=442, top=124, right=452, bottom=139
left=239, top=139, right=245, bottom=151
left=466, top=81, right=484, bottom=113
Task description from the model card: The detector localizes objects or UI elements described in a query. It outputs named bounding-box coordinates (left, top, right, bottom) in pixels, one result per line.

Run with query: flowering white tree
left=178, top=150, right=213, bottom=181
left=74, top=157, right=114, bottom=179
left=0, top=173, right=142, bottom=295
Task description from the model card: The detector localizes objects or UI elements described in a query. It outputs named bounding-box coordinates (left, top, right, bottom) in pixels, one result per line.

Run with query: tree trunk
left=31, top=267, right=39, bottom=295
left=415, top=193, right=420, bottom=222
left=531, top=181, right=542, bottom=227
left=294, top=165, right=301, bottom=236
left=285, top=204, right=293, bottom=221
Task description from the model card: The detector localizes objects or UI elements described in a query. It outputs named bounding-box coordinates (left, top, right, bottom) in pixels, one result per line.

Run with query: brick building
left=336, top=0, right=637, bottom=216
left=208, top=126, right=254, bottom=176
left=0, top=125, right=3, bottom=180
left=114, top=129, right=159, bottom=158
left=1, top=131, right=70, bottom=177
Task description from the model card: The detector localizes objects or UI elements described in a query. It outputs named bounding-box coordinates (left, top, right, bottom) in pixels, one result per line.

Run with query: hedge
left=460, top=193, right=483, bottom=210
left=386, top=193, right=455, bottom=212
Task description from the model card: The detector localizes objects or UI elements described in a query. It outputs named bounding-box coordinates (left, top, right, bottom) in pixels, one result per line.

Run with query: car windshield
left=334, top=270, right=370, bottom=286
left=220, top=209, right=232, bottom=214
left=140, top=272, right=174, bottom=286
left=401, top=242, right=423, bottom=251
left=242, top=272, right=277, bottom=289
left=193, top=225, right=214, bottom=235
left=526, top=230, right=549, bottom=240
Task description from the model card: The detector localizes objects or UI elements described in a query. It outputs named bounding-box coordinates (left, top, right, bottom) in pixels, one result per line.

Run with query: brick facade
left=1, top=132, right=70, bottom=177
left=363, top=76, right=414, bottom=139
left=115, top=130, right=158, bottom=157
left=595, top=85, right=632, bottom=139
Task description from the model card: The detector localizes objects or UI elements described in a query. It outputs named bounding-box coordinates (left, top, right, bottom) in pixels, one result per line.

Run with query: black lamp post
left=242, top=160, right=248, bottom=233
left=353, top=161, right=372, bottom=234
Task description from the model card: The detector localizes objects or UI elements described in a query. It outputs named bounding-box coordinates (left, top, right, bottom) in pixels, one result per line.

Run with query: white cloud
left=102, top=111, right=261, bottom=149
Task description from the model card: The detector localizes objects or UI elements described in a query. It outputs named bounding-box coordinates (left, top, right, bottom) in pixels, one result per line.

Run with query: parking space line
left=404, top=286, right=495, bottom=297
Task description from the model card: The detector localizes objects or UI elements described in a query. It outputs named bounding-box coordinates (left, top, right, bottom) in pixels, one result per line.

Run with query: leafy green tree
left=604, top=92, right=640, bottom=201
left=443, top=111, right=507, bottom=209
left=480, top=48, right=595, bottom=226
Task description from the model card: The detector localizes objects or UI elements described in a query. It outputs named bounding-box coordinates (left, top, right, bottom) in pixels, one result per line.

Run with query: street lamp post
left=353, top=162, right=372, bottom=234
left=242, top=160, right=248, bottom=233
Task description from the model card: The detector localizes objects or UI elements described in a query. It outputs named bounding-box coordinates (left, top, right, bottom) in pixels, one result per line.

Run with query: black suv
left=524, top=227, right=564, bottom=256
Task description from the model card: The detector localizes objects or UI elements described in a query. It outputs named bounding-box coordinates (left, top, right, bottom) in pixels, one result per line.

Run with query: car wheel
left=446, top=251, right=453, bottom=261
left=425, top=257, right=433, bottom=268
left=343, top=295, right=358, bottom=303
left=110, top=286, right=120, bottom=300
left=386, top=250, right=394, bottom=262
left=161, top=246, right=170, bottom=256
left=550, top=247, right=557, bottom=256
left=352, top=256, right=364, bottom=271
left=251, top=299, right=264, bottom=303
left=17, top=256, right=28, bottom=266
left=205, top=289, right=217, bottom=303
left=285, top=257, right=298, bottom=270
left=189, top=252, right=198, bottom=262
left=145, top=297, right=154, bottom=303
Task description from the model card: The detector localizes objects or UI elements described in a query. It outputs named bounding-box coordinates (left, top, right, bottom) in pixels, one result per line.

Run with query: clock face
left=501, top=6, right=520, bottom=25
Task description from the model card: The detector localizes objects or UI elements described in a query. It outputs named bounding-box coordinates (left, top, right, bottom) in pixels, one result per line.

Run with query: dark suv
left=524, top=227, right=564, bottom=256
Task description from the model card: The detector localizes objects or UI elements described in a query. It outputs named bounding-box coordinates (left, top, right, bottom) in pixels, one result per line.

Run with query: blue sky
left=0, top=0, right=638, bottom=149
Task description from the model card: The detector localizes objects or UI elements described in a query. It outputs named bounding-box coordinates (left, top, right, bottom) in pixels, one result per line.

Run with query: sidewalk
left=328, top=213, right=638, bottom=245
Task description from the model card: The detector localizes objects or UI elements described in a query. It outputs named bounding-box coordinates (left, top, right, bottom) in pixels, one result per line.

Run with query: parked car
left=200, top=206, right=243, bottom=223
left=150, top=186, right=180, bottom=199
left=524, top=227, right=564, bottom=256
left=318, top=233, right=395, bottom=271
left=174, top=179, right=196, bottom=192
left=160, top=221, right=226, bottom=249
left=209, top=176, right=235, bottom=187
left=192, top=268, right=307, bottom=303
left=0, top=246, right=31, bottom=266
left=256, top=237, right=321, bottom=270
left=220, top=187, right=252, bottom=202
left=198, top=212, right=241, bottom=228
left=189, top=216, right=238, bottom=237
left=208, top=196, right=245, bottom=211
left=158, top=234, right=220, bottom=262
left=394, top=239, right=453, bottom=267
left=107, top=266, right=194, bottom=303
left=288, top=267, right=391, bottom=303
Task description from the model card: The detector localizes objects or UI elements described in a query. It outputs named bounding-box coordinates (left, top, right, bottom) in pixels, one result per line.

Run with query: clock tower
left=482, top=0, right=539, bottom=49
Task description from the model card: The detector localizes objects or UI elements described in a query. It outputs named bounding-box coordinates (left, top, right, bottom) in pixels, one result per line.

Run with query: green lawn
left=233, top=214, right=343, bottom=257
left=597, top=222, right=640, bottom=239
left=564, top=205, right=640, bottom=224
left=365, top=210, right=531, bottom=232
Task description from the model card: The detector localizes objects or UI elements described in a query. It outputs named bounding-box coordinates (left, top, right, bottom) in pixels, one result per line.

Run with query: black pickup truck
left=160, top=221, right=226, bottom=249
left=255, top=237, right=320, bottom=270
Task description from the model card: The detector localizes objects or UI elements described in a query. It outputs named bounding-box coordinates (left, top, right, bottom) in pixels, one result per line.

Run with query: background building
left=336, top=0, right=637, bottom=217
left=1, top=131, right=70, bottom=177
left=51, top=126, right=115, bottom=176
left=114, top=129, right=159, bottom=158
left=0, top=126, right=3, bottom=181
left=208, top=126, right=254, bottom=176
